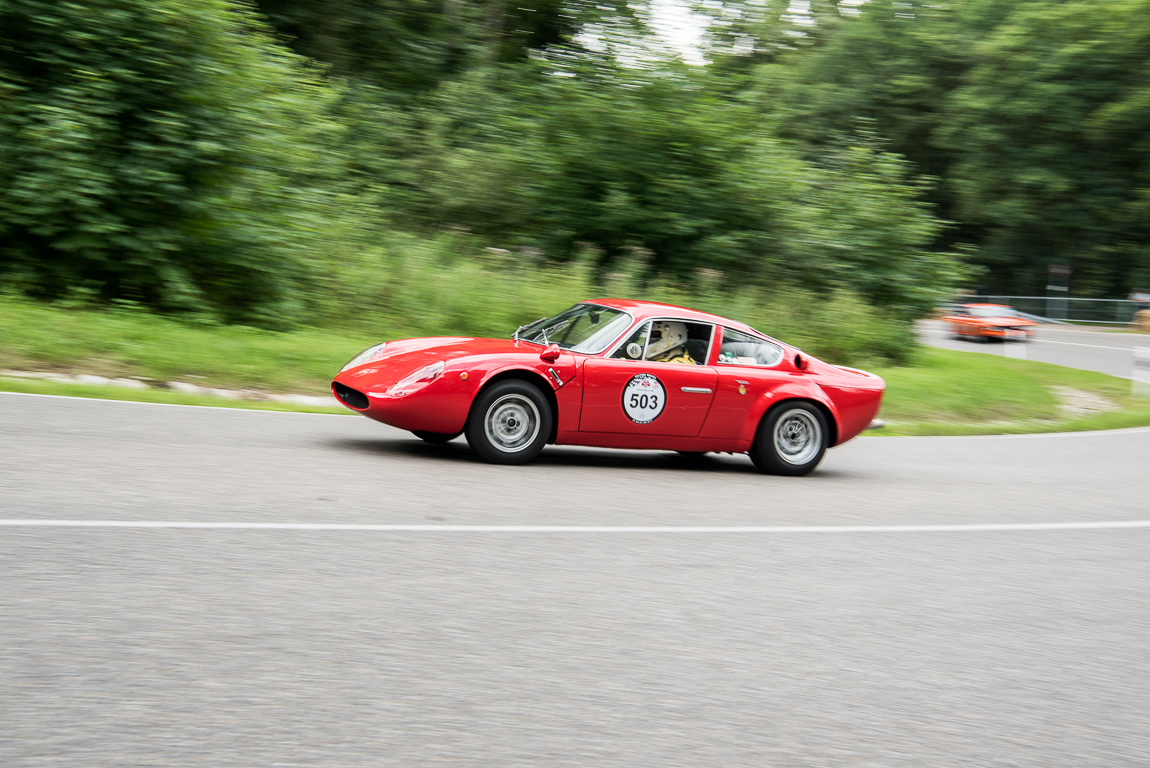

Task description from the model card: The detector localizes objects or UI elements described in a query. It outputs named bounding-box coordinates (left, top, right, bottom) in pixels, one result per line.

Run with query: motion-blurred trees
left=942, top=0, right=1150, bottom=297
left=711, top=0, right=1150, bottom=297
left=0, top=0, right=339, bottom=324
left=370, top=64, right=956, bottom=317
left=253, top=0, right=640, bottom=95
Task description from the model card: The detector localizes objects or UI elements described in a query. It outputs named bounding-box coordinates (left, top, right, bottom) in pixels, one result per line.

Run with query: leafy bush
left=0, top=0, right=339, bottom=326
left=315, top=231, right=913, bottom=365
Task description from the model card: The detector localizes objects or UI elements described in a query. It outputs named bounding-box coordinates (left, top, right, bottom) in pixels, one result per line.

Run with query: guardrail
left=970, top=295, right=1143, bottom=325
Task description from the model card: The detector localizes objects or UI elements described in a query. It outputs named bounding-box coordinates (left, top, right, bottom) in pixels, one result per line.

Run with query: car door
left=580, top=320, right=718, bottom=436
left=699, top=327, right=792, bottom=439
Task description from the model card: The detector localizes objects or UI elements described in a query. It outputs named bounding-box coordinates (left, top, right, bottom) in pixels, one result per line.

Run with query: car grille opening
left=332, top=381, right=369, bottom=410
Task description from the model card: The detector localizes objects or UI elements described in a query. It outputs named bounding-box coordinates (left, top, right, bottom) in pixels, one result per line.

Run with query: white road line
left=1, top=520, right=1148, bottom=533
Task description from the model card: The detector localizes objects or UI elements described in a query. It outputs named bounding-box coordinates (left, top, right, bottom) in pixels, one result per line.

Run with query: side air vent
left=332, top=381, right=369, bottom=410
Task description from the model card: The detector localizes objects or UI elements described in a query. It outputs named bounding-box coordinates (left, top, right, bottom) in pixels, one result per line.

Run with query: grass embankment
left=872, top=347, right=1150, bottom=435
left=1, top=297, right=1148, bottom=432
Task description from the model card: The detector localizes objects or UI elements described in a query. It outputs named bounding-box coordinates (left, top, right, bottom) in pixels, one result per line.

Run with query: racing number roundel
left=622, top=373, right=666, bottom=424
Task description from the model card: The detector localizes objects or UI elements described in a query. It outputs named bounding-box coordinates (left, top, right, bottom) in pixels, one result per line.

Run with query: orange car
left=942, top=303, right=1037, bottom=342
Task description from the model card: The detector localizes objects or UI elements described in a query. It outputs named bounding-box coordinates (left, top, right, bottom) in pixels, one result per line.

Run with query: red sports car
left=332, top=300, right=885, bottom=475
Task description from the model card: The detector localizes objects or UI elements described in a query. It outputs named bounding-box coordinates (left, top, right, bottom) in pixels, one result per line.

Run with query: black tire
left=748, top=402, right=829, bottom=476
left=465, top=380, right=552, bottom=465
left=412, top=430, right=462, bottom=444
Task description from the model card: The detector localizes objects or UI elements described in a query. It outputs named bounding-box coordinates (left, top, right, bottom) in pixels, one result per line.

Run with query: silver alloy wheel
left=484, top=394, right=541, bottom=453
left=773, top=408, right=822, bottom=465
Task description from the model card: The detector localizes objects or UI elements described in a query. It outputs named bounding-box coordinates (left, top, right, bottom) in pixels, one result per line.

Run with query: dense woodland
left=1, top=0, right=1148, bottom=339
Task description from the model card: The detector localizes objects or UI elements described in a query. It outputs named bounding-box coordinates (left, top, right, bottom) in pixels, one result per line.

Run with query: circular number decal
left=622, top=373, right=666, bottom=424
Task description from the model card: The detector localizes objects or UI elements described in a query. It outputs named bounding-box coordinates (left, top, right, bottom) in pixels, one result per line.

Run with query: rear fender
left=738, top=382, right=841, bottom=448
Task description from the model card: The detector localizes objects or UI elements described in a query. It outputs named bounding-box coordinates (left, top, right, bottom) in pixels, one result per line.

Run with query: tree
left=379, top=62, right=959, bottom=317
left=940, top=0, right=1150, bottom=296
left=252, top=0, right=640, bottom=96
left=0, top=0, right=340, bottom=324
left=710, top=0, right=1150, bottom=297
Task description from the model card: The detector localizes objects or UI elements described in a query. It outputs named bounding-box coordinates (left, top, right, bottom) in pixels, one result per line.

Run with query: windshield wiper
left=515, top=317, right=547, bottom=343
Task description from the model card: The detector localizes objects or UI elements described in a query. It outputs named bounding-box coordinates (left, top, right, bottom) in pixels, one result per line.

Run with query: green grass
left=0, top=296, right=377, bottom=395
left=2, top=296, right=1149, bottom=436
left=871, top=347, right=1150, bottom=435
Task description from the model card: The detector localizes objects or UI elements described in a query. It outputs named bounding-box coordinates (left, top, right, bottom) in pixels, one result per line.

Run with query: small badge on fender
left=622, top=373, right=666, bottom=424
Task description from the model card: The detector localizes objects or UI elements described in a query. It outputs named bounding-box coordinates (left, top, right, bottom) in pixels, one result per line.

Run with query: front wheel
left=749, top=402, right=829, bottom=476
left=465, top=380, right=552, bottom=465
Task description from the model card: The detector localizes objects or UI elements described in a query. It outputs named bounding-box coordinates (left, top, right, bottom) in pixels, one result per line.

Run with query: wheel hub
left=773, top=409, right=821, bottom=465
left=485, top=395, right=540, bottom=453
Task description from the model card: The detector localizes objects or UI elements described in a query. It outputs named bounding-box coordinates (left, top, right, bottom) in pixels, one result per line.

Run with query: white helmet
left=647, top=321, right=688, bottom=358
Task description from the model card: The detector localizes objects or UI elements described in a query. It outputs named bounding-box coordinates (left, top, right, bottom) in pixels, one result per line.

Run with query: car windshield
left=516, top=304, right=632, bottom=353
left=967, top=306, right=1020, bottom=318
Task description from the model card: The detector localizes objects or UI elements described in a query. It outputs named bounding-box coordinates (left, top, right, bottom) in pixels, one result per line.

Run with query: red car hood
left=340, top=337, right=547, bottom=387
left=376, top=337, right=541, bottom=361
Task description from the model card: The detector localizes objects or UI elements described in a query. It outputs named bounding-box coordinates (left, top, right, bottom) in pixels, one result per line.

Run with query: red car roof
left=584, top=298, right=759, bottom=334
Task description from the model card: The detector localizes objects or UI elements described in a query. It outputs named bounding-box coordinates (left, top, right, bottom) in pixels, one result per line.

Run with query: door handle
left=681, top=387, right=713, bottom=394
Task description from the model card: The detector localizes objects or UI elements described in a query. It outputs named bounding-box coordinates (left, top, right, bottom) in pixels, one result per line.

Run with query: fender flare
left=470, top=366, right=561, bottom=444
left=739, top=383, right=842, bottom=448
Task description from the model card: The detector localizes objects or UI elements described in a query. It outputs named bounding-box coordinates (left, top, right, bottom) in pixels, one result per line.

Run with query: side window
left=718, top=328, right=783, bottom=367
left=645, top=321, right=712, bottom=365
left=610, top=321, right=713, bottom=364
left=611, top=322, right=651, bottom=360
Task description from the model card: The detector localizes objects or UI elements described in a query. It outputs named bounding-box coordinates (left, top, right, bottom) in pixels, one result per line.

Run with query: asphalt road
left=3, top=393, right=1149, bottom=767
left=920, top=319, right=1149, bottom=379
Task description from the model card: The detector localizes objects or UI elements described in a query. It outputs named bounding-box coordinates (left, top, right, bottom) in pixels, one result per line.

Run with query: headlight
left=341, top=342, right=388, bottom=372
left=386, top=361, right=445, bottom=397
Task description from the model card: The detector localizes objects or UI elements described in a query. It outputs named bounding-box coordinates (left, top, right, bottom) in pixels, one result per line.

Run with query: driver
left=646, top=321, right=695, bottom=364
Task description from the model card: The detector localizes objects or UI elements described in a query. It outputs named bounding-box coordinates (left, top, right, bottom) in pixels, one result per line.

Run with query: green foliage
left=940, top=0, right=1150, bottom=297
left=362, top=64, right=959, bottom=319
left=312, top=231, right=915, bottom=366
left=0, top=0, right=340, bottom=325
left=715, top=0, right=1150, bottom=298
left=253, top=0, right=640, bottom=94
left=0, top=0, right=967, bottom=350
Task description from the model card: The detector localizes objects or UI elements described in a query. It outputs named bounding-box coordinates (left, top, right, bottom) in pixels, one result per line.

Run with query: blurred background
left=1, top=0, right=1148, bottom=366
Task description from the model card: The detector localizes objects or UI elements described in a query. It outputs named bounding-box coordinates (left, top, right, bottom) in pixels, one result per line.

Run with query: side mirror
left=540, top=344, right=561, bottom=362
left=794, top=354, right=808, bottom=371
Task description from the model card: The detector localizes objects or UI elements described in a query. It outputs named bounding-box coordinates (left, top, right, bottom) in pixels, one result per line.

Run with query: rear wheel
left=465, top=380, right=552, bottom=465
left=412, top=430, right=462, bottom=444
left=749, top=402, right=829, bottom=476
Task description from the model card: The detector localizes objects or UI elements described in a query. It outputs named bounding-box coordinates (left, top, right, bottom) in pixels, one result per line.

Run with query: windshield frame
left=966, top=306, right=1020, bottom=319
left=515, top=303, right=634, bottom=355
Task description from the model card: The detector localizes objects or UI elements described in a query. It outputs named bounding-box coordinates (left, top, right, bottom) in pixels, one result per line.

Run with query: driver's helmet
left=647, top=321, right=688, bottom=359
